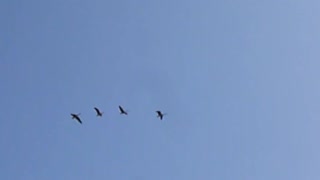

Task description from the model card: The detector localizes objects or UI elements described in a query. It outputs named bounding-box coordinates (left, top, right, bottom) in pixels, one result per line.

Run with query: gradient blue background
left=1, top=0, right=320, bottom=179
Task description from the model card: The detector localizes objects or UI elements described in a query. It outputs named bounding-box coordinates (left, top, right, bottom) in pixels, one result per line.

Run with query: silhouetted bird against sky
left=118, top=105, right=128, bottom=115
left=71, top=113, right=82, bottom=124
left=94, top=107, right=103, bottom=117
left=156, top=111, right=166, bottom=120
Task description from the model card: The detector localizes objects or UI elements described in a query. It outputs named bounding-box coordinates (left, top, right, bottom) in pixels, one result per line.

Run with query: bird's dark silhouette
left=71, top=113, right=82, bottom=124
left=156, top=111, right=166, bottom=120
left=94, top=107, right=103, bottom=117
left=118, top=105, right=128, bottom=115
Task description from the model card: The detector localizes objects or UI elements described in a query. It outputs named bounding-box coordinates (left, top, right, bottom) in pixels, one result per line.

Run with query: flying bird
left=156, top=111, right=166, bottom=120
left=94, top=107, right=103, bottom=117
left=118, top=105, right=128, bottom=115
left=71, top=113, right=82, bottom=124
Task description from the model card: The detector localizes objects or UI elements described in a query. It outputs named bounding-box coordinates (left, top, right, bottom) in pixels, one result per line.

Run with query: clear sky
left=1, top=0, right=320, bottom=179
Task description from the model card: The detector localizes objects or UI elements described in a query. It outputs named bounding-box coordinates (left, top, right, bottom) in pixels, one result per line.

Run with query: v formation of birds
left=71, top=106, right=166, bottom=124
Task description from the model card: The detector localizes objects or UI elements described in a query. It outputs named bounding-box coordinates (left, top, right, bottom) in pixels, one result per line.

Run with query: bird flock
left=70, top=105, right=166, bottom=124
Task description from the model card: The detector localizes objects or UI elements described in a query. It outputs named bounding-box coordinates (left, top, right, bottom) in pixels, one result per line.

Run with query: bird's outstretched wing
left=94, top=107, right=100, bottom=114
left=76, top=117, right=82, bottom=124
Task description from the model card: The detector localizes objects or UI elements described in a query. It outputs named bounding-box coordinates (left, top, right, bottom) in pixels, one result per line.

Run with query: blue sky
left=1, top=0, right=320, bottom=179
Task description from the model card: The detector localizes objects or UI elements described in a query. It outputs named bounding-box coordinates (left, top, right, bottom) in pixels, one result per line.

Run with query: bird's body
left=94, top=107, right=103, bottom=117
left=118, top=106, right=128, bottom=115
left=156, top=111, right=166, bottom=120
left=71, top=113, right=82, bottom=124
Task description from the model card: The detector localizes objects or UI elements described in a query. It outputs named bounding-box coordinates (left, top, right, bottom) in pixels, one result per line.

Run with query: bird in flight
left=71, top=113, right=82, bottom=124
left=156, top=111, right=166, bottom=120
left=118, top=105, right=128, bottom=115
left=94, top=107, right=103, bottom=117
